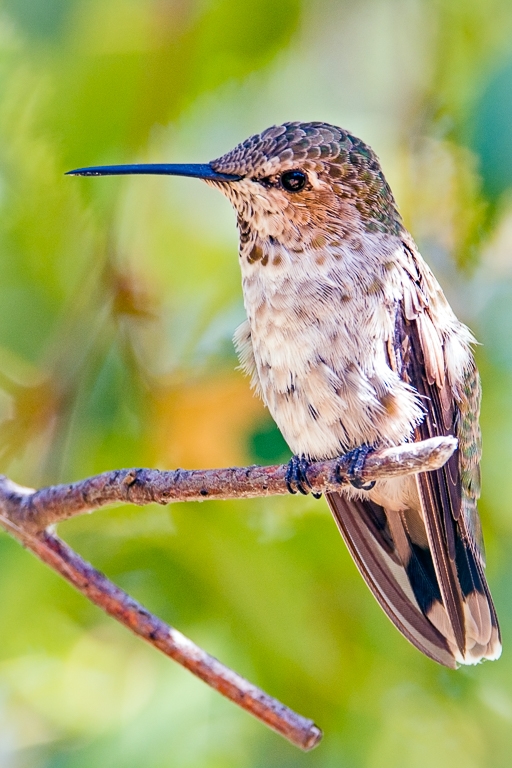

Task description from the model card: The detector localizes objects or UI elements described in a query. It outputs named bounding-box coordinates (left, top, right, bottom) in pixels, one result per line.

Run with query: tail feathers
left=454, top=535, right=501, bottom=663
left=326, top=491, right=501, bottom=667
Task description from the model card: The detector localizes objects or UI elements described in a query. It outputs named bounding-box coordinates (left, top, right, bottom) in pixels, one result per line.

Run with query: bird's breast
left=239, top=251, right=424, bottom=459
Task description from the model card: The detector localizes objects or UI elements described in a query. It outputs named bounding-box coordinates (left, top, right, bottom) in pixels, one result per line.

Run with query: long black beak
left=65, top=163, right=242, bottom=181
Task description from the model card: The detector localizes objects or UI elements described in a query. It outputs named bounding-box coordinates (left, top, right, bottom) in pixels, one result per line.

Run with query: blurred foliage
left=1, top=0, right=512, bottom=766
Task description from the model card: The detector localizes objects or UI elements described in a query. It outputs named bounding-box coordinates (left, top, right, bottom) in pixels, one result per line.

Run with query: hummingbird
left=68, top=121, right=501, bottom=668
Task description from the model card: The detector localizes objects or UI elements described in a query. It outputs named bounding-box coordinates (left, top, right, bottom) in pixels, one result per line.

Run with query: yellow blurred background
left=1, top=0, right=512, bottom=765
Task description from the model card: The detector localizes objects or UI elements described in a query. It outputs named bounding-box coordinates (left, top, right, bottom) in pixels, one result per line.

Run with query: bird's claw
left=285, top=455, right=322, bottom=498
left=339, top=445, right=376, bottom=491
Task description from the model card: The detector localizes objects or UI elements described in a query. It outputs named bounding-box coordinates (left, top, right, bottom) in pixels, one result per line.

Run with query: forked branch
left=0, top=436, right=457, bottom=751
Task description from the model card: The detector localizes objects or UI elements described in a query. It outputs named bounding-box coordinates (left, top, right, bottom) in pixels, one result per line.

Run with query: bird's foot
left=339, top=445, right=376, bottom=491
left=285, top=455, right=322, bottom=498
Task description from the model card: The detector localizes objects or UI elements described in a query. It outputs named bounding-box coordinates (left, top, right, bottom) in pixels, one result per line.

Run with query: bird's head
left=68, top=122, right=403, bottom=260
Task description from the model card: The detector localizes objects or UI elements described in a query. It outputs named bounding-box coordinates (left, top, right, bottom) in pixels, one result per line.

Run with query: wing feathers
left=405, top=300, right=500, bottom=663
left=323, top=251, right=500, bottom=666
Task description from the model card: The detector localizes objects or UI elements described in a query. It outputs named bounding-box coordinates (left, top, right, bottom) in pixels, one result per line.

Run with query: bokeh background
left=1, top=0, right=512, bottom=765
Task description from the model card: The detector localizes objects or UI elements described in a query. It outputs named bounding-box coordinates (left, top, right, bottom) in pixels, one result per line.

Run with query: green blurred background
left=1, top=0, right=512, bottom=765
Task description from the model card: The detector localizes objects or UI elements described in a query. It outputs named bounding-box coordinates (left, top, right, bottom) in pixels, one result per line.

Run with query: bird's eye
left=280, top=170, right=307, bottom=192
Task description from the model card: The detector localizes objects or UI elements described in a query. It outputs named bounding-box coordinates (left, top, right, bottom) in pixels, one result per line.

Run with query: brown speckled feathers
left=79, top=121, right=502, bottom=667
left=214, top=122, right=501, bottom=666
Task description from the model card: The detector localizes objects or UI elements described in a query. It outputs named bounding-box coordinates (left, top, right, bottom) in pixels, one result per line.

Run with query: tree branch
left=0, top=436, right=456, bottom=533
left=0, top=435, right=456, bottom=751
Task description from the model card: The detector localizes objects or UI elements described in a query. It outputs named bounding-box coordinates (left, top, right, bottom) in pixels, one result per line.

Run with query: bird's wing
left=400, top=284, right=500, bottom=664
left=326, top=250, right=500, bottom=666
